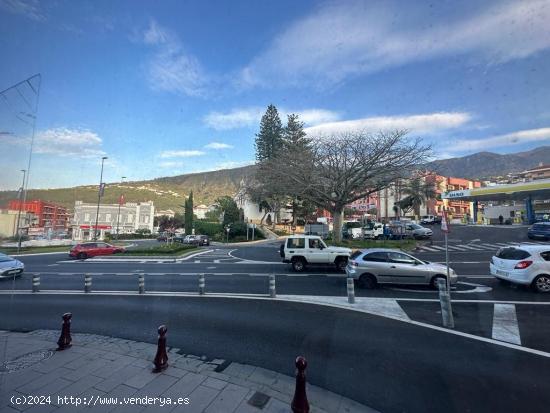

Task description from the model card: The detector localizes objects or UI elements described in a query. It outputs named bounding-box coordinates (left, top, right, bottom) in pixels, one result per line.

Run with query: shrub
left=194, top=221, right=223, bottom=237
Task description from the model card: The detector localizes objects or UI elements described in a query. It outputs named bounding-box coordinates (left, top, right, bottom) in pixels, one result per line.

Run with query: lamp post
left=15, top=169, right=26, bottom=253
left=115, top=176, right=126, bottom=240
left=93, top=156, right=108, bottom=241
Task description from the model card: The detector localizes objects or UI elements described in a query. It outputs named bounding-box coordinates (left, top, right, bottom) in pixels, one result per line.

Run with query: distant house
left=520, top=162, right=550, bottom=181
left=193, top=204, right=210, bottom=219
left=155, top=209, right=175, bottom=218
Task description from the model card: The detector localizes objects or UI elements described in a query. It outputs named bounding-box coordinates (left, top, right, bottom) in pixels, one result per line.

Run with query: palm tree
left=398, top=177, right=437, bottom=218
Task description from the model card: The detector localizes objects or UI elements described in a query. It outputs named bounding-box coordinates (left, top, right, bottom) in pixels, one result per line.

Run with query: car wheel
left=359, top=274, right=377, bottom=289
left=77, top=252, right=87, bottom=260
left=532, top=275, right=550, bottom=293
left=291, top=258, right=306, bottom=272
left=430, top=275, right=447, bottom=290
left=335, top=257, right=348, bottom=272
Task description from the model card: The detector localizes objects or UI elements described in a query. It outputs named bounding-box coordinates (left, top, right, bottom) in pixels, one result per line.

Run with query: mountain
left=426, top=146, right=550, bottom=180
left=0, top=165, right=256, bottom=212
left=1, top=146, right=548, bottom=212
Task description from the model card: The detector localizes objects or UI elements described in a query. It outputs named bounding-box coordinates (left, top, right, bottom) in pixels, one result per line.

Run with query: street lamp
left=93, top=156, right=108, bottom=241
left=15, top=169, right=26, bottom=253
left=115, top=176, right=126, bottom=240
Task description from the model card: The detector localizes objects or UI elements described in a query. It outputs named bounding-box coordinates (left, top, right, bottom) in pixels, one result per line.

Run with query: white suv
left=490, top=244, right=550, bottom=292
left=280, top=235, right=351, bottom=272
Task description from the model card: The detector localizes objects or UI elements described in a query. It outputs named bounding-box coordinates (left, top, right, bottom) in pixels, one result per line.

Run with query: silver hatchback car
left=346, top=248, right=457, bottom=289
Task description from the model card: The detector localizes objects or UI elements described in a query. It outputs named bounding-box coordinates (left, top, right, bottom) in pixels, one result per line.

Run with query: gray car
left=345, top=248, right=457, bottom=289
left=0, top=253, right=25, bottom=278
left=404, top=223, right=433, bottom=239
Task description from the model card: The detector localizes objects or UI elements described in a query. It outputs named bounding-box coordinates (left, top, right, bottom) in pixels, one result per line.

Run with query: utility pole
left=15, top=169, right=26, bottom=253
left=115, top=176, right=126, bottom=240
left=93, top=156, right=108, bottom=241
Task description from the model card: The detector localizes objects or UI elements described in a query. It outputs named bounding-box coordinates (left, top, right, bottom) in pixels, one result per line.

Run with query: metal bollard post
left=84, top=274, right=92, bottom=293
left=437, top=278, right=455, bottom=328
left=347, top=277, right=355, bottom=304
left=138, top=274, right=145, bottom=294
left=56, top=313, right=72, bottom=351
left=291, top=356, right=310, bottom=413
left=152, top=325, right=168, bottom=373
left=269, top=274, right=276, bottom=298
left=32, top=275, right=40, bottom=293
left=198, top=274, right=205, bottom=295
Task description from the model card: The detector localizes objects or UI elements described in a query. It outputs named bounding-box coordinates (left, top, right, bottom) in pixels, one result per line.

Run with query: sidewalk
left=0, top=330, right=377, bottom=413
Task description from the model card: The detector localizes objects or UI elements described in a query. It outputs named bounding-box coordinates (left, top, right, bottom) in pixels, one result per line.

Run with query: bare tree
left=261, top=130, right=431, bottom=241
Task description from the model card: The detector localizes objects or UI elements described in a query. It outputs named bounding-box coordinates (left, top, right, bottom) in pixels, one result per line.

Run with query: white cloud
left=203, top=107, right=341, bottom=130
left=33, top=127, right=105, bottom=158
left=143, top=20, right=208, bottom=97
left=204, top=142, right=233, bottom=150
left=159, top=150, right=205, bottom=158
left=452, top=127, right=550, bottom=152
left=305, top=112, right=471, bottom=136
left=242, top=0, right=550, bottom=87
left=203, top=108, right=264, bottom=130
left=0, top=0, right=45, bottom=21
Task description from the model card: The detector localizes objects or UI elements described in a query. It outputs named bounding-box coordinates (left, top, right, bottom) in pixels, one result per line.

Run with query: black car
left=195, top=235, right=210, bottom=246
left=528, top=222, right=550, bottom=240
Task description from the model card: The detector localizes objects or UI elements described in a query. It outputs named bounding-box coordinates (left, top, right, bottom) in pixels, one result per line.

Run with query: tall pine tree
left=184, top=191, right=194, bottom=235
left=255, top=104, right=283, bottom=161
left=282, top=113, right=310, bottom=151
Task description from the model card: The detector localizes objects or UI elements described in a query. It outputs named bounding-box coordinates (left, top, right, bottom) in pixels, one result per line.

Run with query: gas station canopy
left=442, top=179, right=550, bottom=202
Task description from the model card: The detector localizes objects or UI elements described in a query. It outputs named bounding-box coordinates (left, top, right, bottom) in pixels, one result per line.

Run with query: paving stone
left=17, top=368, right=73, bottom=394
left=162, top=372, right=206, bottom=399
left=0, top=369, right=44, bottom=392
left=307, top=384, right=343, bottom=413
left=222, top=363, right=256, bottom=379
left=124, top=369, right=158, bottom=390
left=204, top=383, right=249, bottom=413
left=132, top=374, right=178, bottom=398
left=247, top=367, right=278, bottom=386
left=269, top=373, right=295, bottom=397
left=163, top=367, right=188, bottom=379
left=64, top=358, right=110, bottom=381
left=94, top=365, right=144, bottom=392
left=50, top=374, right=104, bottom=405
left=202, top=377, right=227, bottom=391
left=92, top=355, right=136, bottom=379
left=264, top=397, right=290, bottom=413
left=175, top=384, right=218, bottom=413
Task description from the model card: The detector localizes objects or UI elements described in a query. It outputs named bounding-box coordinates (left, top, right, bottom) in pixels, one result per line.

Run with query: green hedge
left=194, top=221, right=223, bottom=237
left=123, top=244, right=197, bottom=256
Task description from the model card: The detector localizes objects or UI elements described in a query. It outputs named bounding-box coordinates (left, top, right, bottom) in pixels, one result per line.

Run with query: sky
left=1, top=0, right=550, bottom=190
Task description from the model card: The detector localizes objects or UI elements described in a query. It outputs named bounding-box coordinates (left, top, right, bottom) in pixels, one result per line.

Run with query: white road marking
left=47, top=264, right=59, bottom=267
left=429, top=246, right=447, bottom=251
left=419, top=246, right=440, bottom=252
left=213, top=260, right=220, bottom=263
left=492, top=303, right=522, bottom=345
left=194, top=260, right=200, bottom=263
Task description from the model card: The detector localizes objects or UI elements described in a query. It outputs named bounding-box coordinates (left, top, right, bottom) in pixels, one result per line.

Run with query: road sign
left=441, top=209, right=450, bottom=233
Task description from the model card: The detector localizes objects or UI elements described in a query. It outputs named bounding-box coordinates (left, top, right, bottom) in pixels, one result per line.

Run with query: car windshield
left=3, top=2, right=550, bottom=412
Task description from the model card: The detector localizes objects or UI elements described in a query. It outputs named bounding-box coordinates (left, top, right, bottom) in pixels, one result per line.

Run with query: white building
left=193, top=204, right=211, bottom=219
left=71, top=201, right=155, bottom=241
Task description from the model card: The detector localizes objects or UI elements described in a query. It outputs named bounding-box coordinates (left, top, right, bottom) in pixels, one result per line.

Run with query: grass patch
left=0, top=245, right=72, bottom=254
left=122, top=244, right=197, bottom=256
left=330, top=239, right=417, bottom=251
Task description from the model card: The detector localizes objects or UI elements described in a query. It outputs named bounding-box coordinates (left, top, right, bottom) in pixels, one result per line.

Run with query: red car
left=69, top=242, right=125, bottom=259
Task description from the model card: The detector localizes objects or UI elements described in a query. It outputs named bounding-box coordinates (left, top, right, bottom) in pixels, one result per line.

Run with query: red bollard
left=56, top=313, right=72, bottom=351
left=152, top=325, right=168, bottom=373
left=291, top=356, right=310, bottom=413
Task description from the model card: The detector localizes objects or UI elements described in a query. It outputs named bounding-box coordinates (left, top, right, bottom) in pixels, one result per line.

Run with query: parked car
left=183, top=235, right=197, bottom=244
left=421, top=215, right=442, bottom=225
left=528, top=222, right=550, bottom=241
left=0, top=253, right=24, bottom=278
left=346, top=248, right=458, bottom=289
left=281, top=235, right=351, bottom=272
left=195, top=235, right=210, bottom=246
left=363, top=222, right=384, bottom=239
left=69, top=242, right=125, bottom=259
left=157, top=233, right=168, bottom=242
left=490, top=245, right=550, bottom=292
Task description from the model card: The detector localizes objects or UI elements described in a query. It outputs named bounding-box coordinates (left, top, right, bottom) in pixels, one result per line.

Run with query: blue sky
left=1, top=0, right=549, bottom=190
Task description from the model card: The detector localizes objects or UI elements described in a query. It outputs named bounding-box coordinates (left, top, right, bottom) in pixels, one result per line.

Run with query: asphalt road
left=1, top=294, right=549, bottom=413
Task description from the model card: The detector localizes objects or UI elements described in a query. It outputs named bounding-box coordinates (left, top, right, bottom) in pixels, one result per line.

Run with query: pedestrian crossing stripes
left=416, top=241, right=549, bottom=253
